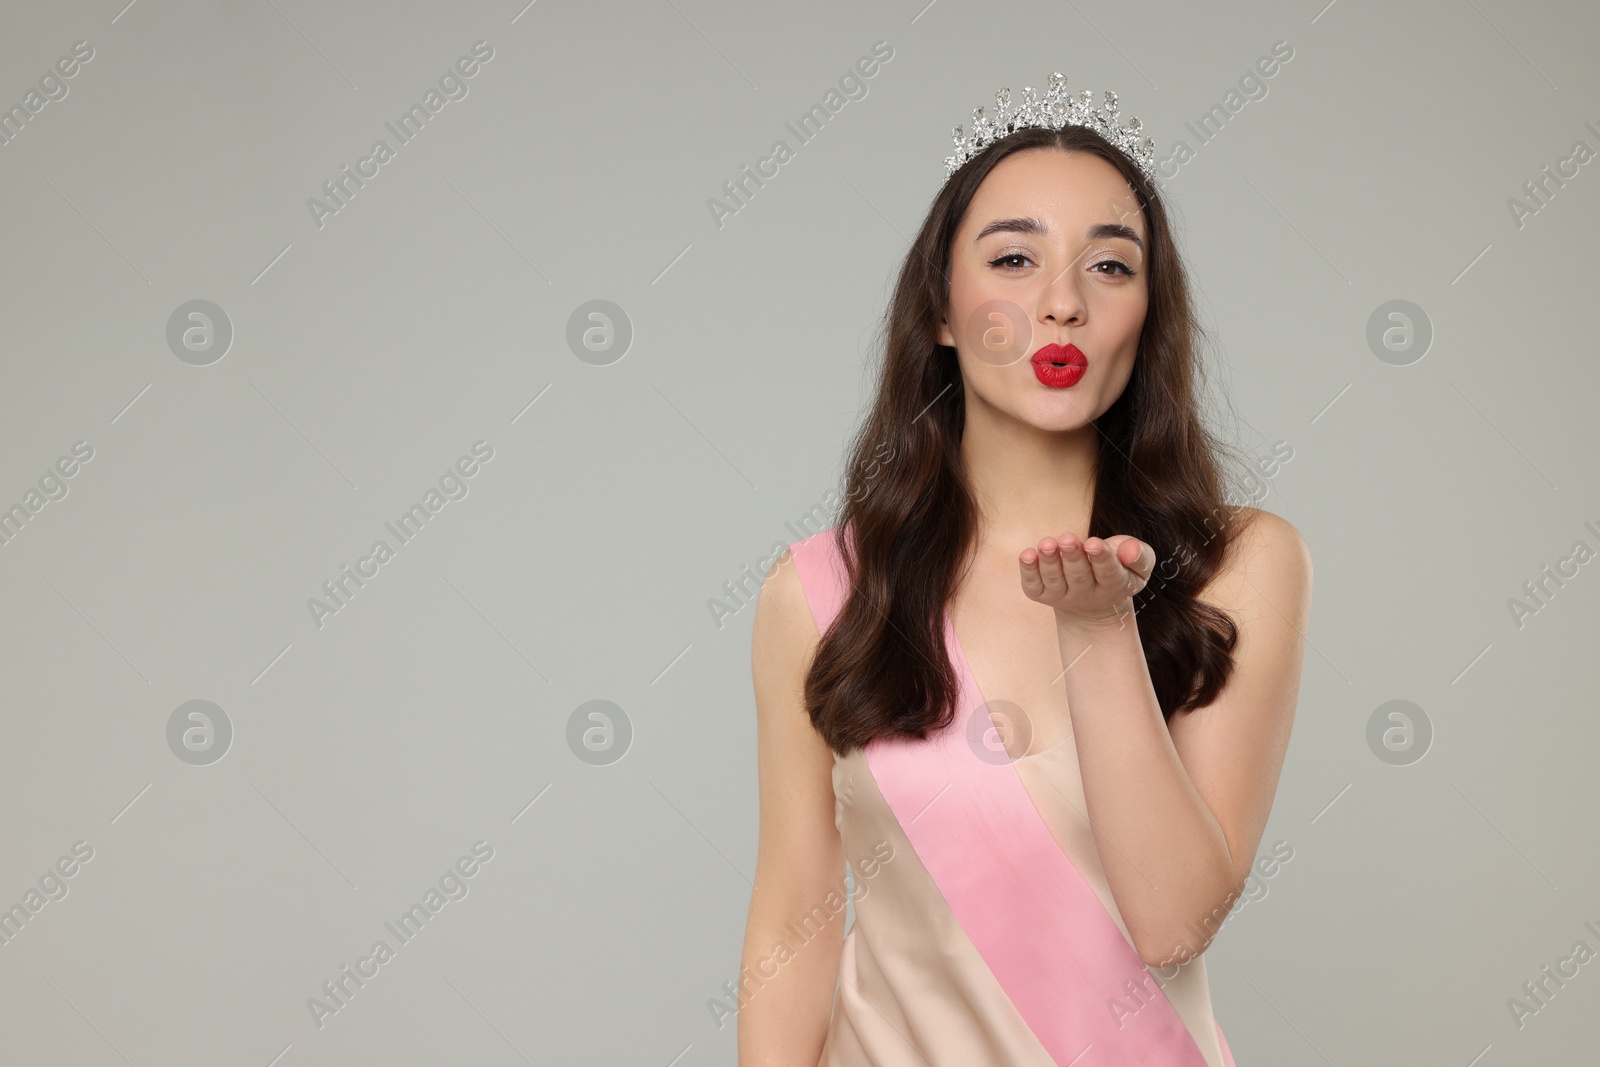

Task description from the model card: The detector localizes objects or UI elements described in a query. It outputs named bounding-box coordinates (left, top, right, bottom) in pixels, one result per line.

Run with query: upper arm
left=749, top=549, right=845, bottom=908
left=1168, top=507, right=1313, bottom=889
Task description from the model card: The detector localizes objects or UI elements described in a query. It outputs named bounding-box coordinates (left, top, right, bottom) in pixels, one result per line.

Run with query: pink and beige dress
left=790, top=527, right=1237, bottom=1066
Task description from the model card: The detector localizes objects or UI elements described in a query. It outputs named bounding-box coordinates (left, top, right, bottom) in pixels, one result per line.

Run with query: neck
left=958, top=403, right=1098, bottom=558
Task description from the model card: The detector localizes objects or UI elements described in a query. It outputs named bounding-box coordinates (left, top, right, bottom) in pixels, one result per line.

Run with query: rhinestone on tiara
left=943, top=72, right=1156, bottom=183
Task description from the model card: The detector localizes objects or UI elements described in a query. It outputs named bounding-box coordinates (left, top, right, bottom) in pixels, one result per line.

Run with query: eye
left=987, top=252, right=1034, bottom=270
left=1091, top=259, right=1136, bottom=277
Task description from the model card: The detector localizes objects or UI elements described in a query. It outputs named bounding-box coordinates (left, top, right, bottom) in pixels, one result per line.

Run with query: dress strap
left=788, top=527, right=849, bottom=636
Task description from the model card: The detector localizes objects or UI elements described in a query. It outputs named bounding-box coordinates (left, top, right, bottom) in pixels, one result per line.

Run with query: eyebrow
left=974, top=216, right=1143, bottom=250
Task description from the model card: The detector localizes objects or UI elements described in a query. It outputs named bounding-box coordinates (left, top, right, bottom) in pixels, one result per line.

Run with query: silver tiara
left=943, top=72, right=1157, bottom=184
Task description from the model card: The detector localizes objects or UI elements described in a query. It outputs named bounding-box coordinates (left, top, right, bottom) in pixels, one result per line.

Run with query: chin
left=1018, top=395, right=1097, bottom=430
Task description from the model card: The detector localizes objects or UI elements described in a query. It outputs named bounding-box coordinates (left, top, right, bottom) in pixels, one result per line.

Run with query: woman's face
left=938, top=148, right=1149, bottom=431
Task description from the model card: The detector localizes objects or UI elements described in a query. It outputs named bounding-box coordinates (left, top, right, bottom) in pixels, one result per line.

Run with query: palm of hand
left=1018, top=533, right=1156, bottom=630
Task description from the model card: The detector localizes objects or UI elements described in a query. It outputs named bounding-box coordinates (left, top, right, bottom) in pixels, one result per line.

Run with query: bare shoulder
left=751, top=547, right=821, bottom=672
left=1227, top=506, right=1311, bottom=564
left=1203, top=506, right=1313, bottom=617
left=749, top=546, right=830, bottom=760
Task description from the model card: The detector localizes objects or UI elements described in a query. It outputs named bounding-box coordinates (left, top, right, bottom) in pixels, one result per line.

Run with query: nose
left=1038, top=260, right=1086, bottom=328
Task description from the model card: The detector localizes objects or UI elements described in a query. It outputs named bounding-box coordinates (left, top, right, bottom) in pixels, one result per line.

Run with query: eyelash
left=987, top=252, right=1137, bottom=277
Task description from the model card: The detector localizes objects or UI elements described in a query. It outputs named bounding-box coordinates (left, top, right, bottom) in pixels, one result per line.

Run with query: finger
left=1019, top=541, right=1068, bottom=599
left=1083, top=536, right=1129, bottom=590
left=1127, top=539, right=1156, bottom=584
left=1115, top=538, right=1153, bottom=597
left=1100, top=536, right=1139, bottom=595
left=1034, top=538, right=1069, bottom=598
left=1058, top=533, right=1095, bottom=588
left=1109, top=536, right=1155, bottom=583
left=1019, top=546, right=1048, bottom=598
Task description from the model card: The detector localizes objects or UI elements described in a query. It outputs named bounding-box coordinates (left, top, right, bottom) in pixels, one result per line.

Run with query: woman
left=740, top=75, right=1312, bottom=1066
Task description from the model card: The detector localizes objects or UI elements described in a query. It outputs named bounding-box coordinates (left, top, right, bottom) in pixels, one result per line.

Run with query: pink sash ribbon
left=792, top=528, right=1227, bottom=1065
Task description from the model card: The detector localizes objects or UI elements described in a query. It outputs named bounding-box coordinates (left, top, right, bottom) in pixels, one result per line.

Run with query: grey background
left=1, top=0, right=1596, bottom=1063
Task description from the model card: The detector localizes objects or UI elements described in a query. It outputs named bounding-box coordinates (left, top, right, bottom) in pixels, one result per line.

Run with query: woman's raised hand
left=1019, top=533, right=1156, bottom=631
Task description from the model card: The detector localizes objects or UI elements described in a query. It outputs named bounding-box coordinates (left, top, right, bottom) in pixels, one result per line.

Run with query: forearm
left=736, top=897, right=844, bottom=1064
left=1055, top=613, right=1239, bottom=965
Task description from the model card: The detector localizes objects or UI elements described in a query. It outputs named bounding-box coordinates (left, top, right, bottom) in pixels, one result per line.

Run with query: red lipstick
left=1029, top=343, right=1087, bottom=388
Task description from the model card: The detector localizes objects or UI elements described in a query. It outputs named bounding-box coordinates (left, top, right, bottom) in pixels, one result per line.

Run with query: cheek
left=1097, top=290, right=1148, bottom=348
left=947, top=264, right=989, bottom=322
left=948, top=266, right=1036, bottom=364
left=954, top=258, right=999, bottom=298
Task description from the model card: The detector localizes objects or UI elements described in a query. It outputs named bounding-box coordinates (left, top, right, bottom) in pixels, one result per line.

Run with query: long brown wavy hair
left=804, top=123, right=1257, bottom=755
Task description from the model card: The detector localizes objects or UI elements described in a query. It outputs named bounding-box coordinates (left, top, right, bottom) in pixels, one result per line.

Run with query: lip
left=1029, top=343, right=1088, bottom=367
left=1029, top=343, right=1087, bottom=388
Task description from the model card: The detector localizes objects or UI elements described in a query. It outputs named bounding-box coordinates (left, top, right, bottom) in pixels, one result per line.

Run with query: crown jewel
left=943, top=72, right=1156, bottom=183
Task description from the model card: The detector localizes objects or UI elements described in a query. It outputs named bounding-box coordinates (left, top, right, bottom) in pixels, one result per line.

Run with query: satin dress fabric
left=789, top=528, right=1237, bottom=1067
